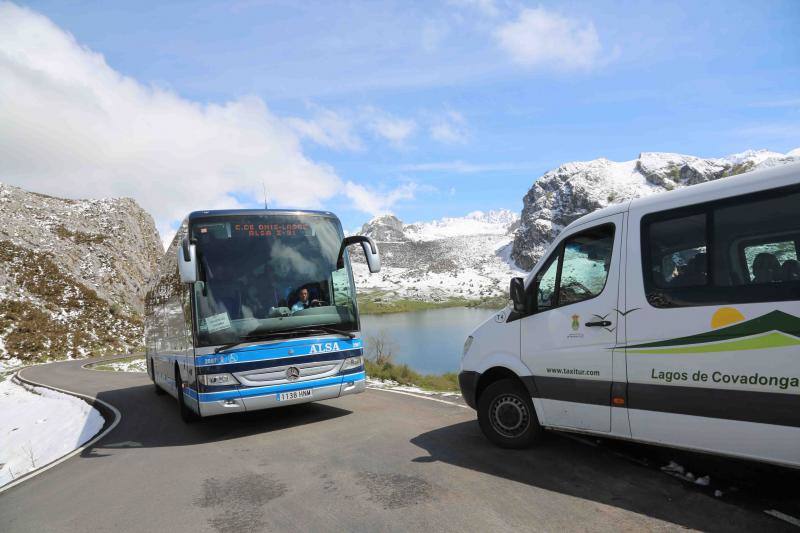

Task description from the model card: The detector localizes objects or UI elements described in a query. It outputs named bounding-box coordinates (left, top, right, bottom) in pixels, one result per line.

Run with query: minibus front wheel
left=478, top=379, right=543, bottom=448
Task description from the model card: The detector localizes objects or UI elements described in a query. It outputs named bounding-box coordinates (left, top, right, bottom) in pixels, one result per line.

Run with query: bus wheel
left=477, top=378, right=542, bottom=448
left=175, top=368, right=198, bottom=423
left=150, top=359, right=165, bottom=395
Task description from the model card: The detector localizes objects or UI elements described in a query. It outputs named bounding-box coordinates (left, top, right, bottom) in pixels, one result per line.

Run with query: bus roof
left=187, top=208, right=339, bottom=222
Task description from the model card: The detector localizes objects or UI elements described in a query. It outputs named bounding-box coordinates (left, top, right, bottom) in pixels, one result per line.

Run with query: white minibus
left=145, top=209, right=380, bottom=421
left=459, top=163, right=800, bottom=467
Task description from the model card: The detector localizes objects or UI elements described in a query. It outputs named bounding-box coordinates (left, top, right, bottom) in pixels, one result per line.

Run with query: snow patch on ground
left=366, top=377, right=462, bottom=398
left=103, top=358, right=146, bottom=373
left=0, top=375, right=104, bottom=487
left=404, top=210, right=518, bottom=241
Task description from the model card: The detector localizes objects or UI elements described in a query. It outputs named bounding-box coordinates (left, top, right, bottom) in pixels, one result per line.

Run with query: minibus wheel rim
left=489, top=394, right=530, bottom=438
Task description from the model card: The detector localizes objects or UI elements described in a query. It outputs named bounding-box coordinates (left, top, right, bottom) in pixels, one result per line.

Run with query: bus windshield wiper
left=214, top=332, right=292, bottom=354
left=289, top=325, right=356, bottom=339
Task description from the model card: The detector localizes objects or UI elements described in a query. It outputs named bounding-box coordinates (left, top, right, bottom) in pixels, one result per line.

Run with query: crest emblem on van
left=571, top=315, right=580, bottom=331
left=286, top=367, right=300, bottom=381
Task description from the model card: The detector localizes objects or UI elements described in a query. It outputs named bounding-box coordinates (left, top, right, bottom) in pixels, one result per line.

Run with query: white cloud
left=285, top=106, right=363, bottom=151
left=495, top=7, right=603, bottom=70
left=0, top=2, right=344, bottom=243
left=343, top=181, right=418, bottom=216
left=362, top=107, right=417, bottom=148
left=429, top=110, right=469, bottom=144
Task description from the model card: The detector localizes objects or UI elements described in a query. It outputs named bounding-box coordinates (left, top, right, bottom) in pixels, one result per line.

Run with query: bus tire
left=175, top=367, right=198, bottom=423
left=477, top=378, right=542, bottom=448
left=150, top=359, right=165, bottom=395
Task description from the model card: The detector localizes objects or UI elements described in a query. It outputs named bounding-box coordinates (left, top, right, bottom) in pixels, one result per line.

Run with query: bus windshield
left=191, top=213, right=357, bottom=347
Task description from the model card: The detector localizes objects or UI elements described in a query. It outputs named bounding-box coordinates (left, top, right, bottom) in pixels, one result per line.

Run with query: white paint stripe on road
left=764, top=509, right=800, bottom=528
left=0, top=366, right=122, bottom=495
left=367, top=385, right=469, bottom=408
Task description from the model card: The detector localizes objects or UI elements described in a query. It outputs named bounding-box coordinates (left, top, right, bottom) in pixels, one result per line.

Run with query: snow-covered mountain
left=352, top=210, right=522, bottom=303
left=0, top=182, right=162, bottom=362
left=511, top=149, right=800, bottom=270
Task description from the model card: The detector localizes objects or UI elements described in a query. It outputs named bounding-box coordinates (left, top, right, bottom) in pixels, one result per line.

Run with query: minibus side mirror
left=337, top=235, right=381, bottom=273
left=178, top=236, right=198, bottom=284
left=509, top=277, right=528, bottom=314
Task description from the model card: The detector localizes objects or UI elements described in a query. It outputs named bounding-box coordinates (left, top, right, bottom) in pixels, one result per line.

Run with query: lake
left=360, top=307, right=496, bottom=375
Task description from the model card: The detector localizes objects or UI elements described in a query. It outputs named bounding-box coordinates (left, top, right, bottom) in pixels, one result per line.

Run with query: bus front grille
left=233, top=359, right=341, bottom=387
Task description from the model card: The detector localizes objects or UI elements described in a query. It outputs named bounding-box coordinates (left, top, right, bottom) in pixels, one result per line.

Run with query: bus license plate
left=278, top=389, right=312, bottom=402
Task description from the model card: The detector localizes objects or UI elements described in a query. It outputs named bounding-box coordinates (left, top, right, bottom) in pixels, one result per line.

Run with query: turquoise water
left=360, top=307, right=495, bottom=375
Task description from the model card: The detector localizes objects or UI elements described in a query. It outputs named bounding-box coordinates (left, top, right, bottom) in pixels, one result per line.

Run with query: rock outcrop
left=0, top=183, right=162, bottom=361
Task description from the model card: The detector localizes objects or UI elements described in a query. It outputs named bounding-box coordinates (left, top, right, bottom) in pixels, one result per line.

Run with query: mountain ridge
left=511, top=149, right=799, bottom=270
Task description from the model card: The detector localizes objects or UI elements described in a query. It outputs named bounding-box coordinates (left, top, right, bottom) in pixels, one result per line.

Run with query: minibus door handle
left=585, top=320, right=612, bottom=327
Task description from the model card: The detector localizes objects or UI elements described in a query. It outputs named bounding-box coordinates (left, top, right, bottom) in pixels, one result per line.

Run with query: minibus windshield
left=191, top=214, right=357, bottom=347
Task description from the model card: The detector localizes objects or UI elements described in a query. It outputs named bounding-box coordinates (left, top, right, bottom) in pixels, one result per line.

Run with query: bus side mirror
left=178, top=237, right=198, bottom=283
left=337, top=235, right=381, bottom=273
left=509, top=277, right=528, bottom=314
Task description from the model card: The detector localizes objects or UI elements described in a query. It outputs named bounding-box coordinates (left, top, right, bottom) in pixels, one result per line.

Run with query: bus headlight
left=198, top=373, right=239, bottom=386
left=462, top=336, right=474, bottom=358
left=341, top=356, right=363, bottom=370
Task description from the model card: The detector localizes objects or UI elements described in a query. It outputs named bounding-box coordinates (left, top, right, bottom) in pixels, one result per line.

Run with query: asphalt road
left=1, top=358, right=798, bottom=532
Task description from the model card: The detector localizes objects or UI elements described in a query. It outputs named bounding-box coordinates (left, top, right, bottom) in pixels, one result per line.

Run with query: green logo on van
left=571, top=314, right=580, bottom=331
left=625, top=310, right=800, bottom=355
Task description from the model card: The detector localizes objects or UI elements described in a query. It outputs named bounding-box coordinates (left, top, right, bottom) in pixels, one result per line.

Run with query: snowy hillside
left=511, top=149, right=800, bottom=270
left=0, top=183, right=162, bottom=362
left=352, top=210, right=523, bottom=304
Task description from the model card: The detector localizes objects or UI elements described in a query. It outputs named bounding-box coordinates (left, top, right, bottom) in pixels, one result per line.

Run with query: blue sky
left=3, top=1, right=799, bottom=236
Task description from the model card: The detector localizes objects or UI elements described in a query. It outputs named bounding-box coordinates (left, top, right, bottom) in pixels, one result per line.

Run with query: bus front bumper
left=199, top=372, right=366, bottom=417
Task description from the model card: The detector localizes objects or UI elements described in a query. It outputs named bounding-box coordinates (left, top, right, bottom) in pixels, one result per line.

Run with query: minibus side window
left=647, top=214, right=707, bottom=289
left=642, top=184, right=800, bottom=307
left=528, top=224, right=615, bottom=315
left=559, top=225, right=615, bottom=305
left=535, top=252, right=560, bottom=311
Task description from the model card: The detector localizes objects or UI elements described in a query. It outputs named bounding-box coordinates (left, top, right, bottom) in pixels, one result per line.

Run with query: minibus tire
left=150, top=359, right=165, bottom=395
left=176, top=368, right=198, bottom=423
left=478, top=379, right=542, bottom=448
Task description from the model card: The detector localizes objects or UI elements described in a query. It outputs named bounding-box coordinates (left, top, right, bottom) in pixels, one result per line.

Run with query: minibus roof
left=561, top=161, right=800, bottom=234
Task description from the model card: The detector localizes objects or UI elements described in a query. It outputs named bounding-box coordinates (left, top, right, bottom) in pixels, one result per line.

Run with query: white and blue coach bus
left=144, top=209, right=380, bottom=421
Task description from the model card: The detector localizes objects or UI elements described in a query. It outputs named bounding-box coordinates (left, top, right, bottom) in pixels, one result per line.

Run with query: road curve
left=0, top=358, right=794, bottom=532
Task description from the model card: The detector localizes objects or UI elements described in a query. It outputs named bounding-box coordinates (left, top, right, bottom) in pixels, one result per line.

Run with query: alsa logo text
left=309, top=342, right=340, bottom=354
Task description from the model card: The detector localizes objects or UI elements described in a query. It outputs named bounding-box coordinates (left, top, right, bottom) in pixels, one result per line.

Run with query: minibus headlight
left=198, top=373, right=239, bottom=386
left=341, top=356, right=363, bottom=370
left=462, top=336, right=474, bottom=358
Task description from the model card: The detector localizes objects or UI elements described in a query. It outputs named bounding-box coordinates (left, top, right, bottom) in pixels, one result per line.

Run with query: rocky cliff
left=511, top=150, right=799, bottom=270
left=0, top=183, right=162, bottom=362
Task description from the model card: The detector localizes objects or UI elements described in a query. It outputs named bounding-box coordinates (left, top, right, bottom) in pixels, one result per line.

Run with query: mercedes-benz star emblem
left=286, top=366, right=300, bottom=381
